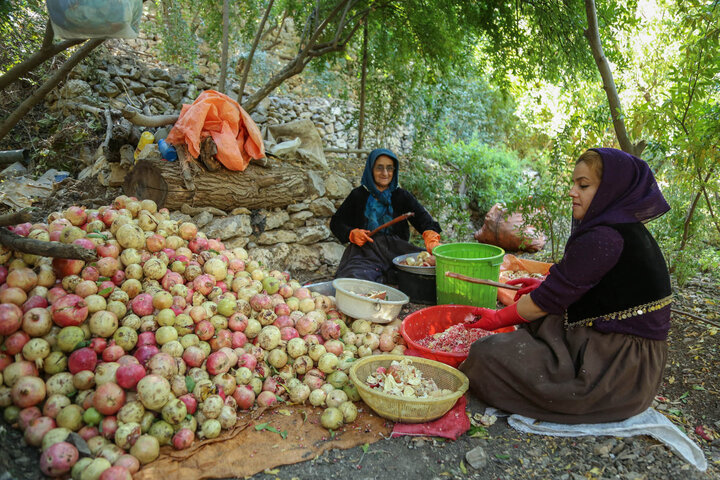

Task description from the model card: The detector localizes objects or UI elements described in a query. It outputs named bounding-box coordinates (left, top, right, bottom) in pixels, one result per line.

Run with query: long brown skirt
left=459, top=314, right=668, bottom=424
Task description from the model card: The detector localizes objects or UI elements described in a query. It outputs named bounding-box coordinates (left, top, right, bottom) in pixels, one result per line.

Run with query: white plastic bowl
left=332, top=278, right=409, bottom=324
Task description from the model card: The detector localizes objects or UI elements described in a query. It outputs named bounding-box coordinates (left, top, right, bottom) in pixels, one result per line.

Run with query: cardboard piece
left=134, top=404, right=393, bottom=480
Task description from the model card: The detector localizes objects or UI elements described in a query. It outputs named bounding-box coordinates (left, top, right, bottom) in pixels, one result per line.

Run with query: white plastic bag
left=46, top=0, right=143, bottom=39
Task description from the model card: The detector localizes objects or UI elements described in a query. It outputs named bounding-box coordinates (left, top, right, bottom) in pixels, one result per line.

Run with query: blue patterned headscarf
left=361, top=148, right=399, bottom=232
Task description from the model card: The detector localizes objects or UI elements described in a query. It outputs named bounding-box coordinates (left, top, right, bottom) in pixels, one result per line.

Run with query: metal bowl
left=392, top=252, right=436, bottom=277
left=332, top=278, right=409, bottom=324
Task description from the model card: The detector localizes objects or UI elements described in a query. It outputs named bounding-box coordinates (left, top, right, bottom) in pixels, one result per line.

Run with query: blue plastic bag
left=46, top=0, right=143, bottom=39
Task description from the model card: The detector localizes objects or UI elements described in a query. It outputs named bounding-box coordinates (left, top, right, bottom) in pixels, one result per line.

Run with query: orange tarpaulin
left=167, top=90, right=265, bottom=171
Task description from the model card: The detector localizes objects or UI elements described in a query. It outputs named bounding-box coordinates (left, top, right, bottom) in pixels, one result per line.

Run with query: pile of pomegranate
left=0, top=195, right=406, bottom=479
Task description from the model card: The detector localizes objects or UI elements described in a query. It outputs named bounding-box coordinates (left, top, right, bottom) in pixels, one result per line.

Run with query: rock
left=317, top=242, right=344, bottom=266
left=256, top=229, right=299, bottom=245
left=261, top=210, right=290, bottom=230
left=150, top=68, right=172, bottom=82
left=287, top=203, right=309, bottom=213
left=306, top=171, right=326, bottom=197
left=325, top=173, right=353, bottom=199
left=465, top=445, right=488, bottom=469
left=309, top=197, right=336, bottom=217
left=169, top=212, right=192, bottom=223
left=192, top=211, right=214, bottom=229
left=59, top=79, right=93, bottom=98
left=285, top=244, right=321, bottom=272
left=149, top=86, right=171, bottom=102
left=289, top=210, right=313, bottom=227
left=224, top=236, right=250, bottom=249
left=137, top=144, right=162, bottom=162
left=296, top=225, right=331, bottom=245
left=96, top=81, right=120, bottom=97
left=166, top=87, right=185, bottom=105
left=128, top=80, right=147, bottom=94
left=230, top=207, right=252, bottom=215
left=203, top=215, right=252, bottom=240
left=181, top=204, right=227, bottom=217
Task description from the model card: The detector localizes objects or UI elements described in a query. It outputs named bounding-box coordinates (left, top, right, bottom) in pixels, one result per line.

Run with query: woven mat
left=134, top=403, right=392, bottom=480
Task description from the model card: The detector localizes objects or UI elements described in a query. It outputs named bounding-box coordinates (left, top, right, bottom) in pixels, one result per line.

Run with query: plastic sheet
left=46, top=0, right=143, bottom=39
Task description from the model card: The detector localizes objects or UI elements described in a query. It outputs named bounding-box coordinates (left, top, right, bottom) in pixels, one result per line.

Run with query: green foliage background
left=0, top=0, right=718, bottom=284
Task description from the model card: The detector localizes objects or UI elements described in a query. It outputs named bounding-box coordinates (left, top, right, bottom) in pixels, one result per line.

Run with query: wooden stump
left=122, top=155, right=311, bottom=211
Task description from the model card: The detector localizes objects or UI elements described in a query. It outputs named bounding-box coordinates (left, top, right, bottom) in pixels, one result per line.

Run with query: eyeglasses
left=374, top=165, right=395, bottom=173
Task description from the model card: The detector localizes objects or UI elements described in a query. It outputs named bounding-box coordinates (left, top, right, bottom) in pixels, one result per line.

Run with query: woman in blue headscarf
left=330, top=148, right=442, bottom=283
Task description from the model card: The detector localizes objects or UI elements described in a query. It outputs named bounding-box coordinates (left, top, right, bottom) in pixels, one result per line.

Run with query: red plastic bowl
left=400, top=304, right=515, bottom=368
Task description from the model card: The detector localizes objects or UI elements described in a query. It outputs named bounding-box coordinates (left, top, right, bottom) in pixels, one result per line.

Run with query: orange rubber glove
left=349, top=229, right=374, bottom=247
left=464, top=303, right=528, bottom=331
left=422, top=230, right=441, bottom=253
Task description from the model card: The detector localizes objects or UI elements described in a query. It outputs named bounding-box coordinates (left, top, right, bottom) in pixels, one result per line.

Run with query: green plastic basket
left=433, top=243, right=505, bottom=307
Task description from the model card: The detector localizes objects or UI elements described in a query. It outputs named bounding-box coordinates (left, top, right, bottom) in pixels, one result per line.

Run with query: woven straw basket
left=348, top=354, right=469, bottom=423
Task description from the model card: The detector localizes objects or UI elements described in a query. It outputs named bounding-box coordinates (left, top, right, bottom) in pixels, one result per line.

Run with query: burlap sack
left=474, top=204, right=546, bottom=253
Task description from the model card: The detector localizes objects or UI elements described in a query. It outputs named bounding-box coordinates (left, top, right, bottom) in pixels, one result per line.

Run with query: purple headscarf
left=569, top=148, right=670, bottom=243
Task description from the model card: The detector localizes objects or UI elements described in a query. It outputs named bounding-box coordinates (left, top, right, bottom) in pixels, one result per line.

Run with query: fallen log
left=0, top=210, right=31, bottom=227
left=122, top=154, right=310, bottom=211
left=0, top=228, right=98, bottom=261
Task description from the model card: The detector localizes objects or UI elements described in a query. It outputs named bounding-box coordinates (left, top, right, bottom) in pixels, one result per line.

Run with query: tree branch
left=0, top=229, right=98, bottom=261
left=239, top=0, right=276, bottom=102
left=0, top=210, right=32, bottom=227
left=218, top=0, right=230, bottom=93
left=0, top=21, right=84, bottom=93
left=583, top=0, right=640, bottom=156
left=0, top=38, right=104, bottom=142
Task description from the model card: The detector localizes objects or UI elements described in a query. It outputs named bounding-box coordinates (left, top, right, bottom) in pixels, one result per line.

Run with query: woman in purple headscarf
left=460, top=148, right=672, bottom=423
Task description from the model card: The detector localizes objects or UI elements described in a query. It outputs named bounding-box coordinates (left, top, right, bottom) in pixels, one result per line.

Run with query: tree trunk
left=357, top=20, right=368, bottom=157
left=218, top=0, right=230, bottom=93
left=239, top=0, right=276, bottom=103
left=122, top=156, right=311, bottom=211
left=583, top=0, right=644, bottom=156
left=679, top=167, right=716, bottom=250
left=0, top=21, right=83, bottom=93
left=0, top=38, right=104, bottom=142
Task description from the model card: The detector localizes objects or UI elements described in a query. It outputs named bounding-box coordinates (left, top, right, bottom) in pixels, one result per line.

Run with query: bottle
left=158, top=139, right=178, bottom=162
left=134, top=131, right=155, bottom=160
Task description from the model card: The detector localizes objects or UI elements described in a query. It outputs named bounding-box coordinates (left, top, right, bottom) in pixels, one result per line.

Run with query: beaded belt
left=564, top=295, right=673, bottom=329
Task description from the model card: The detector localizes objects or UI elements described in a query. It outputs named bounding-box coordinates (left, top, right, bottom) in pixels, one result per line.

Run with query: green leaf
left=495, top=454, right=510, bottom=460
left=692, top=385, right=705, bottom=391
left=185, top=376, right=195, bottom=393
left=329, top=430, right=336, bottom=440
left=254, top=423, right=287, bottom=439
left=73, top=340, right=91, bottom=351
left=361, top=443, right=369, bottom=453
left=459, top=460, right=467, bottom=474
left=98, top=287, right=113, bottom=296
left=468, top=425, right=489, bottom=438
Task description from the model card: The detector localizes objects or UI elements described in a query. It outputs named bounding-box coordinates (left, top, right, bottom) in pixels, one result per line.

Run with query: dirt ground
left=1, top=275, right=719, bottom=480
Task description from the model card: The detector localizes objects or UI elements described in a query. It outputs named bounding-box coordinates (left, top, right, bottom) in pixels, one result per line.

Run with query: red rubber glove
left=422, top=230, right=441, bottom=253
left=349, top=228, right=374, bottom=247
left=464, top=303, right=528, bottom=331
left=506, top=277, right=543, bottom=302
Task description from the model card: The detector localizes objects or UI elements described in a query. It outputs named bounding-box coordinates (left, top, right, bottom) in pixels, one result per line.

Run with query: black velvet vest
left=566, top=223, right=671, bottom=326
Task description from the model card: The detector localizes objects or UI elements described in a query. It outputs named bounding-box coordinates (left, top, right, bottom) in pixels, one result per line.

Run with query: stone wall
left=43, top=30, right=418, bottom=281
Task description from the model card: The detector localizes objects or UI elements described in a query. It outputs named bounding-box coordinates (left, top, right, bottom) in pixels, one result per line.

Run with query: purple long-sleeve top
left=529, top=225, right=671, bottom=340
